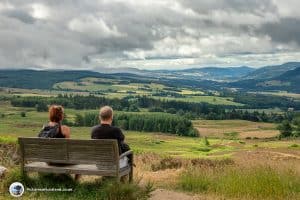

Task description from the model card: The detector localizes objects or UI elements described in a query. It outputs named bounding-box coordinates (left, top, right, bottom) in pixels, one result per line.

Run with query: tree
left=292, top=118, right=300, bottom=137
left=166, top=108, right=177, bottom=114
left=278, top=120, right=293, bottom=137
left=128, top=105, right=140, bottom=112
left=74, top=114, right=84, bottom=126
left=35, top=102, right=48, bottom=112
left=20, top=112, right=26, bottom=117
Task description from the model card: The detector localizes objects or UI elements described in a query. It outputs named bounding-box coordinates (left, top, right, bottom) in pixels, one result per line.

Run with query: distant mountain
left=273, top=67, right=300, bottom=92
left=276, top=66, right=300, bottom=81
left=0, top=68, right=225, bottom=91
left=115, top=66, right=255, bottom=81
left=0, top=62, right=299, bottom=93
left=96, top=67, right=145, bottom=74
left=0, top=69, right=153, bottom=89
left=229, top=66, right=300, bottom=93
left=179, top=66, right=254, bottom=80
left=243, top=62, right=300, bottom=80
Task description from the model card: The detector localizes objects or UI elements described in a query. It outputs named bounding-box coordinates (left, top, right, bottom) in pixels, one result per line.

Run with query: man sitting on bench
left=91, top=106, right=132, bottom=168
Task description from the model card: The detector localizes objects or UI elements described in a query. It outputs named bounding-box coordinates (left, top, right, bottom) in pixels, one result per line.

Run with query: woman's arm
left=61, top=125, right=71, bottom=138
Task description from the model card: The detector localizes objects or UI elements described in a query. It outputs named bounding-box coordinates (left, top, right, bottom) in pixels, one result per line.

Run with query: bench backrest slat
left=18, top=137, right=119, bottom=169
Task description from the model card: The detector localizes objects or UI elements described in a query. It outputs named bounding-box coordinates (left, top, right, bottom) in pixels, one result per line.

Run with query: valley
left=0, top=63, right=300, bottom=200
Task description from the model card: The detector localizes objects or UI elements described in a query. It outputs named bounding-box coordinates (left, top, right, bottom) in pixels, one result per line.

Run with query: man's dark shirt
left=91, top=124, right=125, bottom=154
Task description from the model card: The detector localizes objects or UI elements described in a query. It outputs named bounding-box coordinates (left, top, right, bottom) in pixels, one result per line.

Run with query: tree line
left=65, top=112, right=198, bottom=137
left=220, top=91, right=300, bottom=110
left=9, top=94, right=289, bottom=123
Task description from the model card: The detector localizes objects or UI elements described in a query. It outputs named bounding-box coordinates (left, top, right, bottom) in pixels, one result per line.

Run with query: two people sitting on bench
left=38, top=104, right=132, bottom=168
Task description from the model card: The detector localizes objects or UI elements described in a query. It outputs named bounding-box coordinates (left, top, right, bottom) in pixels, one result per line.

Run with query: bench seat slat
left=25, top=162, right=130, bottom=176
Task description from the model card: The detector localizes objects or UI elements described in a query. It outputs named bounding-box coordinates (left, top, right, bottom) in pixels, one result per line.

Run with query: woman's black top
left=38, top=123, right=65, bottom=138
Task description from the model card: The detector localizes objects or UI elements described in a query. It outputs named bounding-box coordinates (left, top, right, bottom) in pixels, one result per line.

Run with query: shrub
left=224, top=132, right=238, bottom=139
left=20, top=112, right=26, bottom=117
left=148, top=107, right=164, bottom=112
left=151, top=157, right=182, bottom=171
left=277, top=120, right=293, bottom=137
left=166, top=108, right=177, bottom=114
left=203, top=137, right=210, bottom=146
left=197, top=147, right=211, bottom=152
left=290, top=144, right=299, bottom=148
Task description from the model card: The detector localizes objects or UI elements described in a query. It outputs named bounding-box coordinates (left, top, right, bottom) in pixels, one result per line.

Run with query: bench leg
left=129, top=166, right=133, bottom=183
left=75, top=174, right=81, bottom=181
left=21, top=162, right=27, bottom=180
left=129, top=154, right=134, bottom=183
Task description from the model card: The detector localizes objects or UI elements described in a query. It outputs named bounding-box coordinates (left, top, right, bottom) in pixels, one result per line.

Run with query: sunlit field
left=1, top=99, right=299, bottom=199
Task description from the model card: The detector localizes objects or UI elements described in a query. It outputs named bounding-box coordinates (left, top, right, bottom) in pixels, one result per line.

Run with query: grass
left=1, top=87, right=300, bottom=199
left=178, top=166, right=300, bottom=200
left=0, top=135, right=17, bottom=144
left=0, top=103, right=297, bottom=158
left=0, top=168, right=153, bottom=200
left=223, top=131, right=239, bottom=139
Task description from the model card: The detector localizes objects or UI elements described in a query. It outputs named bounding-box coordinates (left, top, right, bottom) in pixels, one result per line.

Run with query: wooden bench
left=18, top=137, right=133, bottom=182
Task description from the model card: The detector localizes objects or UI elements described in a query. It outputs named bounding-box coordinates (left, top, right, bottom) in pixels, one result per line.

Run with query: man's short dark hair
left=99, top=106, right=113, bottom=121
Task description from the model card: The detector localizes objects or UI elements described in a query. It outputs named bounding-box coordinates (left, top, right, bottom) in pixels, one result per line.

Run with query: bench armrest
left=119, top=150, right=133, bottom=159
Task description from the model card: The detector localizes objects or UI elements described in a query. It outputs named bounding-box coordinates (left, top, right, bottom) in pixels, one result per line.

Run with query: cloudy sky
left=0, top=0, right=300, bottom=70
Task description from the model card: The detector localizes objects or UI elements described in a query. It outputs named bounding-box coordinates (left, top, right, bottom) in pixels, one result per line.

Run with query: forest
left=8, top=94, right=293, bottom=124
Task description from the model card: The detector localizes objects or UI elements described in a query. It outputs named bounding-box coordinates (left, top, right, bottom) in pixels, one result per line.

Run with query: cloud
left=30, top=3, right=50, bottom=19
left=258, top=18, right=300, bottom=46
left=0, top=0, right=299, bottom=70
left=1, top=9, right=36, bottom=24
left=68, top=15, right=125, bottom=38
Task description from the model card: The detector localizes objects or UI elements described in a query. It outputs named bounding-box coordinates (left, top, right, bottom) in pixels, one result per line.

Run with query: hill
left=0, top=70, right=154, bottom=89
left=0, top=63, right=299, bottom=93
left=179, top=66, right=254, bottom=80
left=124, top=66, right=254, bottom=81
left=229, top=66, right=300, bottom=93
left=0, top=69, right=222, bottom=91
left=243, top=62, right=300, bottom=80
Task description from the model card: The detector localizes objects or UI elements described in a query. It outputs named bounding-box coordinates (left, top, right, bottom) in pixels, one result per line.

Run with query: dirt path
left=150, top=189, right=200, bottom=200
left=149, top=189, right=224, bottom=200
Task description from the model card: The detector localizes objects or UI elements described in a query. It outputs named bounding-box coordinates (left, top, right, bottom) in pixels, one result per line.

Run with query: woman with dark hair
left=38, top=105, right=70, bottom=138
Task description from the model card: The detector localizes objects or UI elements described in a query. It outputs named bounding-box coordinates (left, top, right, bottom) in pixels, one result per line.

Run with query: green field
left=1, top=101, right=300, bottom=200
left=0, top=103, right=296, bottom=158
left=53, top=78, right=164, bottom=95
left=153, top=95, right=243, bottom=106
left=193, top=119, right=280, bottom=139
left=50, top=77, right=243, bottom=105
left=255, top=91, right=300, bottom=100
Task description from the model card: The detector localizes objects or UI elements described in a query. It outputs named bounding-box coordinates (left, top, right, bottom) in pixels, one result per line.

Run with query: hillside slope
left=244, top=62, right=300, bottom=80
left=0, top=70, right=150, bottom=89
left=229, top=66, right=300, bottom=93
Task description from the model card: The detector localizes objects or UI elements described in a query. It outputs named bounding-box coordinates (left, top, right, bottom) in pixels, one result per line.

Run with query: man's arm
left=91, top=126, right=97, bottom=139
left=116, top=127, right=125, bottom=141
